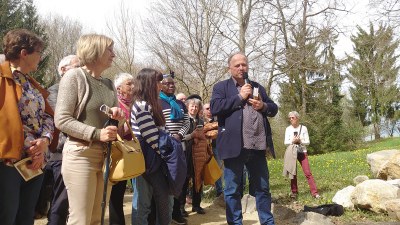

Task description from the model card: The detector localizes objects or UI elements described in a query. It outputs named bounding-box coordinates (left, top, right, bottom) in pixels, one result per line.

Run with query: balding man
left=210, top=52, right=277, bottom=225
left=46, top=55, right=80, bottom=225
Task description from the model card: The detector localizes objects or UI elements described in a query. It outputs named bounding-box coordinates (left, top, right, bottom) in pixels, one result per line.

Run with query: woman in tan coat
left=179, top=96, right=211, bottom=216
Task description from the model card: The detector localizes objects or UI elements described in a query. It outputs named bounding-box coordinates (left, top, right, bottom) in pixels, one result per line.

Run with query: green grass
left=203, top=137, right=400, bottom=223
left=272, top=137, right=400, bottom=223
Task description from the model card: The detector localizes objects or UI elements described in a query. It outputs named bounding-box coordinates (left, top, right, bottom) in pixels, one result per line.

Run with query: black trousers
left=109, top=180, right=127, bottom=225
left=179, top=177, right=202, bottom=208
left=35, top=163, right=53, bottom=217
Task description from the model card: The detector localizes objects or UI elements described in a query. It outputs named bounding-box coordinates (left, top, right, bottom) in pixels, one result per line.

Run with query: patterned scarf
left=159, top=91, right=183, bottom=120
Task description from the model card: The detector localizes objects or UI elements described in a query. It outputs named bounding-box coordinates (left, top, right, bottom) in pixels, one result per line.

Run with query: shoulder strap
left=299, top=125, right=302, bottom=134
left=124, top=120, right=140, bottom=144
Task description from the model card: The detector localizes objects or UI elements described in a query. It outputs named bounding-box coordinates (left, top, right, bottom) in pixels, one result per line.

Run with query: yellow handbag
left=106, top=122, right=145, bottom=183
left=203, top=155, right=223, bottom=185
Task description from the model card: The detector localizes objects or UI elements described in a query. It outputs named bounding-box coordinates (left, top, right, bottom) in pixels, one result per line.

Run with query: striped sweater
left=160, top=99, right=190, bottom=137
left=130, top=101, right=160, bottom=150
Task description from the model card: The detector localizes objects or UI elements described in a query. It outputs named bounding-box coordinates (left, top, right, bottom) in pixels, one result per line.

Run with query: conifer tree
left=0, top=0, right=48, bottom=85
left=347, top=23, right=400, bottom=139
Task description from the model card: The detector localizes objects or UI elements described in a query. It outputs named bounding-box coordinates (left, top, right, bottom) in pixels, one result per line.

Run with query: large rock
left=353, top=175, right=369, bottom=185
left=387, top=179, right=400, bottom=188
left=241, top=194, right=257, bottom=214
left=378, top=152, right=400, bottom=180
left=385, top=199, right=400, bottom=220
left=367, top=150, right=400, bottom=178
left=292, top=212, right=335, bottom=225
left=332, top=185, right=355, bottom=209
left=351, top=179, right=399, bottom=213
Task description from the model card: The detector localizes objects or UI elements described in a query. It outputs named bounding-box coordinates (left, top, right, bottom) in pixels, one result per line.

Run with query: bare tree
left=141, top=0, right=228, bottom=101
left=369, top=0, right=400, bottom=28
left=105, top=1, right=138, bottom=76
left=40, top=14, right=82, bottom=83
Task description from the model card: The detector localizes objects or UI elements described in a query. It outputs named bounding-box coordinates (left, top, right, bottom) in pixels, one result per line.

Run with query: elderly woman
left=55, top=34, right=125, bottom=225
left=179, top=95, right=210, bottom=216
left=283, top=111, right=320, bottom=199
left=0, top=28, right=54, bottom=225
left=109, top=72, right=134, bottom=225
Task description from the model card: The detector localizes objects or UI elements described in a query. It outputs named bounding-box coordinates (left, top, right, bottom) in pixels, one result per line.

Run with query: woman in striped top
left=159, top=74, right=190, bottom=224
left=130, top=68, right=171, bottom=225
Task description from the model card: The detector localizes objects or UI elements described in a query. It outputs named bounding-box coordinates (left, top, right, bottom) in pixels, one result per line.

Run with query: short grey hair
left=176, top=92, right=187, bottom=101
left=186, top=98, right=203, bottom=114
left=114, top=72, right=134, bottom=88
left=288, top=111, right=300, bottom=119
left=57, top=55, right=78, bottom=76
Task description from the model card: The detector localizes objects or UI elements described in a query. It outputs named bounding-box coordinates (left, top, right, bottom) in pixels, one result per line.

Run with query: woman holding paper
left=0, top=29, right=54, bottom=225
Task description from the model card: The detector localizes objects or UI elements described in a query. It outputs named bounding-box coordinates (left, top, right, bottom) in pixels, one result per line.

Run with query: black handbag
left=295, top=144, right=304, bottom=154
left=304, top=203, right=344, bottom=216
left=295, top=125, right=304, bottom=154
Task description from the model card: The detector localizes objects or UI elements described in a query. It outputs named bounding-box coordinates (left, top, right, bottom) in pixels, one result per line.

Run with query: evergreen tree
left=0, top=0, right=48, bottom=85
left=0, top=0, right=24, bottom=49
left=278, top=25, right=352, bottom=153
left=347, top=23, right=400, bottom=139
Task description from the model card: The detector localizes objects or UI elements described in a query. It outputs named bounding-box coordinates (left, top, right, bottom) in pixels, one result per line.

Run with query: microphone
left=243, top=72, right=250, bottom=85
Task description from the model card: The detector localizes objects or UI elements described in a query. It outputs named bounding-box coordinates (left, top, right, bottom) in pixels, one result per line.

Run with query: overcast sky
left=33, top=0, right=374, bottom=59
left=33, top=0, right=153, bottom=33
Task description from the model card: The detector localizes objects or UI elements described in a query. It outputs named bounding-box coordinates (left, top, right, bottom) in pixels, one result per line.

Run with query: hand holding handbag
left=105, top=121, right=145, bottom=183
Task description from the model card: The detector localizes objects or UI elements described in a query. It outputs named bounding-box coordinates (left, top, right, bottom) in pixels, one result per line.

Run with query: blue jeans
left=223, top=149, right=275, bottom=225
left=131, top=169, right=171, bottom=225
left=0, top=162, right=44, bottom=225
left=213, top=147, right=223, bottom=196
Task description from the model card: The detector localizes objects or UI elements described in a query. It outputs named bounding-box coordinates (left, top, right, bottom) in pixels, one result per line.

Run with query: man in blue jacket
left=210, top=52, right=277, bottom=225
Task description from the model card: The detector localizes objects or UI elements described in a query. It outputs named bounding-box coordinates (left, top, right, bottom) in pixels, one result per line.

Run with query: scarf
left=159, top=91, right=183, bottom=120
left=117, top=93, right=132, bottom=106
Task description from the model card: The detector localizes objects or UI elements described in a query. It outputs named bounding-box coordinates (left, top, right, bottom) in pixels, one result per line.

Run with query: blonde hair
left=76, top=34, right=113, bottom=65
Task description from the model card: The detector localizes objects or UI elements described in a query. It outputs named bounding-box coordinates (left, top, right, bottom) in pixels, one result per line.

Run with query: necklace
left=83, top=68, right=103, bottom=86
left=90, top=75, right=103, bottom=86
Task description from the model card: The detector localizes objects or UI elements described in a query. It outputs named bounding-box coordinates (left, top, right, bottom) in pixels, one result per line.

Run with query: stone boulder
left=367, top=150, right=400, bottom=178
left=387, top=179, right=400, bottom=188
left=385, top=199, right=400, bottom=220
left=351, top=179, right=399, bottom=213
left=378, top=152, right=400, bottom=180
left=332, top=185, right=355, bottom=209
left=353, top=175, right=369, bottom=185
left=292, top=212, right=335, bottom=225
left=241, top=194, right=257, bottom=214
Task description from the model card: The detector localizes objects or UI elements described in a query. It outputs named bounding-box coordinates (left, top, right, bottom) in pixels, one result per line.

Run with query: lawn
left=203, top=137, right=400, bottom=223
left=268, top=137, right=400, bottom=223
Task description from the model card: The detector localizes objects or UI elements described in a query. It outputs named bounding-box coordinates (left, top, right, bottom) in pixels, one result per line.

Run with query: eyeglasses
left=289, top=117, right=297, bottom=120
left=162, top=82, right=175, bottom=86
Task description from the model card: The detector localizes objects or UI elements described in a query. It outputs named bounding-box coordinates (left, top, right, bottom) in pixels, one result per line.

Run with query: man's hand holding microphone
left=241, top=72, right=264, bottom=111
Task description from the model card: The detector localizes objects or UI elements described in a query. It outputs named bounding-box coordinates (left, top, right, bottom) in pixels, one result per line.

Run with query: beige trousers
left=62, top=141, right=112, bottom=225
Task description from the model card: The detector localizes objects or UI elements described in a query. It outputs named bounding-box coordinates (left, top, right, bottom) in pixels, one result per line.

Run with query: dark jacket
left=47, top=83, right=66, bottom=161
left=210, top=78, right=278, bottom=160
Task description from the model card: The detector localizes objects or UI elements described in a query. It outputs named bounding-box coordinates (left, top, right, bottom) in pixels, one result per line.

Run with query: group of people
left=0, top=28, right=320, bottom=225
